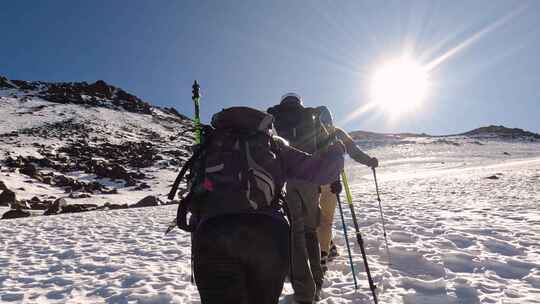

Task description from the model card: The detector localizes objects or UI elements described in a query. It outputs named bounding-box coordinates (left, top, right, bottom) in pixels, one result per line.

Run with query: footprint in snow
left=390, top=248, right=446, bottom=279
left=390, top=231, right=417, bottom=243
left=482, top=238, right=523, bottom=256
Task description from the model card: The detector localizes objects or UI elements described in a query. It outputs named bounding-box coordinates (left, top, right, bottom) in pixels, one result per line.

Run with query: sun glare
left=371, top=58, right=429, bottom=115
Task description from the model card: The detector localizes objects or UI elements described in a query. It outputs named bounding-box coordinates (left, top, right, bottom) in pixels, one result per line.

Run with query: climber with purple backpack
left=170, top=105, right=345, bottom=304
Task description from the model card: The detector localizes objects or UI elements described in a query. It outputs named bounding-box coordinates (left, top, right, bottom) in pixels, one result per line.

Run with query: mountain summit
left=0, top=75, right=174, bottom=115
left=461, top=125, right=540, bottom=139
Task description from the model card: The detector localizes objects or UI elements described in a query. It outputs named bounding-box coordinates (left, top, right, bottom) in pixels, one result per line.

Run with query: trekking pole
left=165, top=80, right=202, bottom=235
left=336, top=189, right=358, bottom=290
left=372, top=168, right=391, bottom=264
left=341, top=171, right=379, bottom=304
left=316, top=113, right=378, bottom=301
left=192, top=80, right=202, bottom=144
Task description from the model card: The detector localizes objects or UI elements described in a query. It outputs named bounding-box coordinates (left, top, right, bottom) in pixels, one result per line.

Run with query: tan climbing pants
left=317, top=183, right=337, bottom=254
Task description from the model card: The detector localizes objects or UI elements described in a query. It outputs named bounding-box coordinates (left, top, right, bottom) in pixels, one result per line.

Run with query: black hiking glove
left=330, top=180, right=342, bottom=194
left=368, top=157, right=379, bottom=168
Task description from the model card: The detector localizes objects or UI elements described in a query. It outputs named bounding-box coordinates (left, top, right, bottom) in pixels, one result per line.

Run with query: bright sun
left=371, top=57, right=429, bottom=115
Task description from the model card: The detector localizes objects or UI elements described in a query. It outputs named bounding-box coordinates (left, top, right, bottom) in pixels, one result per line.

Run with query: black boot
left=320, top=251, right=328, bottom=273
left=328, top=241, right=339, bottom=261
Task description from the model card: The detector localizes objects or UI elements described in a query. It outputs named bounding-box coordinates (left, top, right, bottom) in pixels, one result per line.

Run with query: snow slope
left=2, top=137, right=539, bottom=303
left=1, top=81, right=194, bottom=209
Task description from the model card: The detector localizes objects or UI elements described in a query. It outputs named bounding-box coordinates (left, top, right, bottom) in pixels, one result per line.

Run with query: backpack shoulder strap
left=167, top=127, right=215, bottom=200
left=167, top=153, right=196, bottom=200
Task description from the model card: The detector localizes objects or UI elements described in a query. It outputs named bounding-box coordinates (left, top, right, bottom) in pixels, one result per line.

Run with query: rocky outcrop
left=97, top=202, right=128, bottom=210
left=20, top=163, right=38, bottom=177
left=0, top=189, right=16, bottom=206
left=43, top=198, right=66, bottom=215
left=0, top=76, right=153, bottom=114
left=60, top=204, right=98, bottom=214
left=462, top=125, right=540, bottom=140
left=0, top=75, right=195, bottom=220
left=1, top=209, right=30, bottom=220
left=41, top=80, right=152, bottom=114
left=0, top=76, right=16, bottom=89
left=131, top=195, right=162, bottom=208
left=25, top=197, right=50, bottom=210
left=2, top=156, right=120, bottom=194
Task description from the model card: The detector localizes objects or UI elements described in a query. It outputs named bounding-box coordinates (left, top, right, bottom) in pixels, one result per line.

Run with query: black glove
left=330, top=180, right=343, bottom=194
left=368, top=157, right=379, bottom=168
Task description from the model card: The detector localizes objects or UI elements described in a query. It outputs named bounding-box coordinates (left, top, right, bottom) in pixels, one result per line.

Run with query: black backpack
left=168, top=107, right=286, bottom=232
left=267, top=103, right=319, bottom=153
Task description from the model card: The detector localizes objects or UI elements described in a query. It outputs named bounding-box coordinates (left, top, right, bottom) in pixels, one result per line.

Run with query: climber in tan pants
left=315, top=106, right=378, bottom=271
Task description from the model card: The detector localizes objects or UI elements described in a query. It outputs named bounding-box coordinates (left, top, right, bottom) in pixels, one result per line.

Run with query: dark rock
left=60, top=204, right=98, bottom=214
left=44, top=198, right=67, bottom=215
left=503, top=152, right=511, bottom=156
left=27, top=201, right=50, bottom=210
left=132, top=171, right=146, bottom=179
left=9, top=201, right=27, bottom=210
left=11, top=80, right=38, bottom=90
left=131, top=195, right=162, bottom=208
left=21, top=196, right=49, bottom=210
left=68, top=192, right=92, bottom=199
left=2, top=209, right=30, bottom=220
left=97, top=202, right=128, bottom=210
left=34, top=79, right=153, bottom=114
left=93, top=161, right=136, bottom=184
left=82, top=181, right=103, bottom=193
left=486, top=175, right=500, bottom=180
left=53, top=175, right=73, bottom=187
left=4, top=156, right=20, bottom=168
left=20, top=163, right=38, bottom=177
left=0, top=189, right=16, bottom=206
left=41, top=176, right=52, bottom=184
left=134, top=182, right=151, bottom=191
left=0, top=180, right=7, bottom=191
left=0, top=76, right=17, bottom=89
left=100, top=188, right=118, bottom=195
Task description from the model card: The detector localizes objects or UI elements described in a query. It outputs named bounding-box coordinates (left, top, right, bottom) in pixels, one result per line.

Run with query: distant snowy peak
left=0, top=75, right=185, bottom=118
left=461, top=125, right=540, bottom=140
left=349, top=130, right=428, bottom=140
left=350, top=125, right=539, bottom=142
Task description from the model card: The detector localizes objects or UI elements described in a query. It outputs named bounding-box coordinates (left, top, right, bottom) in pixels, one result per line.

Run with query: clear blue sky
left=1, top=0, right=539, bottom=134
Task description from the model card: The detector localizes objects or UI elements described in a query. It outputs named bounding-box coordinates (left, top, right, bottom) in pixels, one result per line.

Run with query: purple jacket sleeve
left=280, top=141, right=344, bottom=184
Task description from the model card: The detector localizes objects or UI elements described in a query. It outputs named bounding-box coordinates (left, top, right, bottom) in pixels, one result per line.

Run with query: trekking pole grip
left=192, top=80, right=201, bottom=144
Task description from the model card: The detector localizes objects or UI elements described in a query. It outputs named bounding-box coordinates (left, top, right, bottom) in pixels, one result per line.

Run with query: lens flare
left=371, top=58, right=429, bottom=115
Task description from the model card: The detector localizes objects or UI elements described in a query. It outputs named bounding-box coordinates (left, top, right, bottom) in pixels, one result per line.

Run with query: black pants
left=193, top=214, right=290, bottom=304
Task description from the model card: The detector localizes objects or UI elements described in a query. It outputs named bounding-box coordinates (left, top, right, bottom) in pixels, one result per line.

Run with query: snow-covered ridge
left=350, top=125, right=540, bottom=150
left=461, top=125, right=540, bottom=140
left=0, top=75, right=186, bottom=117
left=350, top=125, right=540, bottom=142
left=1, top=76, right=195, bottom=218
